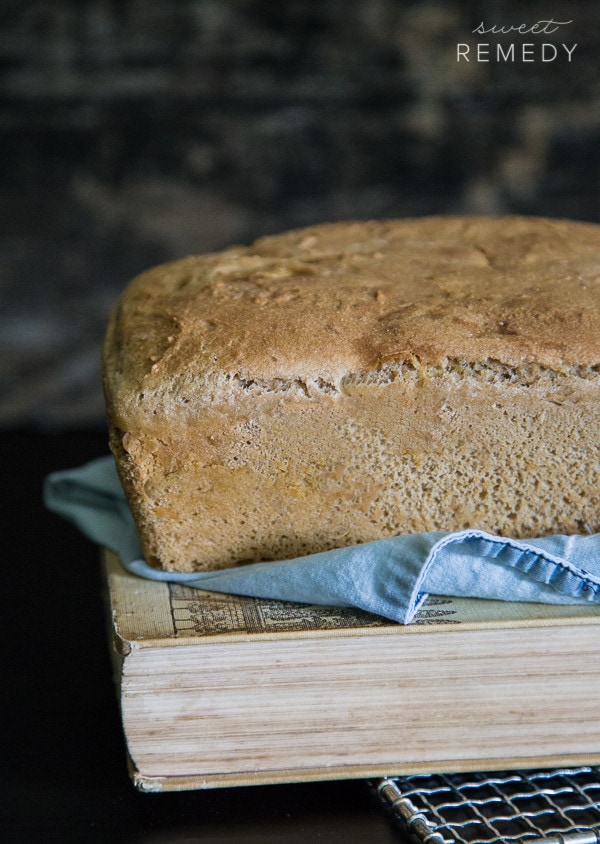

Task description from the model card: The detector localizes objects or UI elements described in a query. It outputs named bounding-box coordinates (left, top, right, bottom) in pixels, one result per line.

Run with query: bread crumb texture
left=103, top=216, right=600, bottom=571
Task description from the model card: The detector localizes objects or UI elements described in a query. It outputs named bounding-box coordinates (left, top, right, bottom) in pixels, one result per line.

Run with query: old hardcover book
left=102, top=549, right=600, bottom=793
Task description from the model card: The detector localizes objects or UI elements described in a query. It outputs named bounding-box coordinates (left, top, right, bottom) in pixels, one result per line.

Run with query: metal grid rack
left=375, top=767, right=600, bottom=843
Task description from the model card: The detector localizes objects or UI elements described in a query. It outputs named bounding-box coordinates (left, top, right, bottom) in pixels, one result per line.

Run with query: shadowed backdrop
left=1, top=0, right=599, bottom=428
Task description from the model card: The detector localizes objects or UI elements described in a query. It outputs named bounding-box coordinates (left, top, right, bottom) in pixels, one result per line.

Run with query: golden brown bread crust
left=103, top=216, right=600, bottom=571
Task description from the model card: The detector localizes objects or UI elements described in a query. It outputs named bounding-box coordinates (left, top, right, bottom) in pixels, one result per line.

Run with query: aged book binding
left=103, top=550, right=600, bottom=793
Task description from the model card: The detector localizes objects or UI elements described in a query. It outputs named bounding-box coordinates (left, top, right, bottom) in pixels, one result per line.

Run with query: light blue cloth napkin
left=44, top=456, right=600, bottom=624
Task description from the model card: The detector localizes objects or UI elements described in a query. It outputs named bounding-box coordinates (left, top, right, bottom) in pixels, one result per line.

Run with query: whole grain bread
left=103, top=216, right=600, bottom=571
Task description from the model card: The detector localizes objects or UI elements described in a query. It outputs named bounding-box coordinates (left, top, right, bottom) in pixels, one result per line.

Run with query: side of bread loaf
left=103, top=216, right=600, bottom=572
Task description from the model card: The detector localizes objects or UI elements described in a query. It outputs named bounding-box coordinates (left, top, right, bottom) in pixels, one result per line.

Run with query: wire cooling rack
left=374, top=767, right=600, bottom=843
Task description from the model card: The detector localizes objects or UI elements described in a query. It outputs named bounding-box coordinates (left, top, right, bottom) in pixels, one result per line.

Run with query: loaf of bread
left=103, top=216, right=600, bottom=572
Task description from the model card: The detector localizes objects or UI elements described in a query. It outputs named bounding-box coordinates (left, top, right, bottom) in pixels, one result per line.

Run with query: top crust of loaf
left=104, top=216, right=600, bottom=427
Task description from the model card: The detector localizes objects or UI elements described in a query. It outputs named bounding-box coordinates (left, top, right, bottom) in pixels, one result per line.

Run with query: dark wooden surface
left=2, top=2, right=599, bottom=430
left=1, top=430, right=403, bottom=842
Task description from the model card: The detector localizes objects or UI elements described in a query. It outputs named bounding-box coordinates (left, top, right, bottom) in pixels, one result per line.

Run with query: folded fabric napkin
left=44, top=456, right=600, bottom=624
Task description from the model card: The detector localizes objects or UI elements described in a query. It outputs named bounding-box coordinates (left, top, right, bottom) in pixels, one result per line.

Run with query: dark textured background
left=2, top=0, right=599, bottom=428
